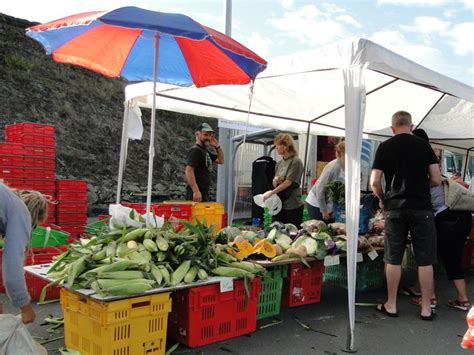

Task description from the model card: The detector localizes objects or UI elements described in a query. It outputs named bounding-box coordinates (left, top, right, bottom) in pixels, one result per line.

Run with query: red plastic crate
left=57, top=191, right=87, bottom=201
left=57, top=202, right=87, bottom=214
left=168, top=278, right=261, bottom=348
left=22, top=145, right=55, bottom=157
left=22, top=156, right=55, bottom=169
left=6, top=133, right=55, bottom=146
left=0, top=143, right=24, bottom=155
left=282, top=260, right=325, bottom=308
left=24, top=168, right=55, bottom=179
left=56, top=213, right=87, bottom=224
left=5, top=123, right=55, bottom=136
left=60, top=224, right=85, bottom=242
left=55, top=179, right=87, bottom=191
left=0, top=246, right=67, bottom=299
left=0, top=155, right=24, bottom=167
left=222, top=212, right=228, bottom=228
left=3, top=179, right=56, bottom=191
left=0, top=167, right=25, bottom=179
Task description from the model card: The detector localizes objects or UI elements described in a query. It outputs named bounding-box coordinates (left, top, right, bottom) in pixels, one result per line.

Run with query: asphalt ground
left=1, top=267, right=472, bottom=355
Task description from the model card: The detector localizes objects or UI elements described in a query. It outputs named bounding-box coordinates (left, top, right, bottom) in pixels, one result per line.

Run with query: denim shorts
left=383, top=209, right=437, bottom=266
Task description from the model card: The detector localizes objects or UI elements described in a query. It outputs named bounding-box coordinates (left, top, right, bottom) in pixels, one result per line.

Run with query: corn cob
left=211, top=266, right=254, bottom=278
left=92, top=249, right=106, bottom=261
left=150, top=265, right=163, bottom=285
left=83, top=260, right=136, bottom=277
left=127, top=240, right=138, bottom=249
left=143, top=239, right=158, bottom=252
left=174, top=245, right=185, bottom=256
left=184, top=266, right=199, bottom=283
left=144, top=230, right=152, bottom=239
left=95, top=278, right=155, bottom=289
left=103, top=281, right=152, bottom=296
left=98, top=271, right=145, bottom=279
left=229, top=261, right=265, bottom=274
left=106, top=242, right=116, bottom=258
left=126, top=251, right=150, bottom=264
left=139, top=250, right=152, bottom=262
left=116, top=243, right=130, bottom=257
left=197, top=268, right=208, bottom=280
left=158, top=265, right=170, bottom=285
left=217, top=252, right=237, bottom=264
left=66, top=255, right=88, bottom=287
left=122, top=228, right=149, bottom=242
left=156, top=251, right=167, bottom=262
left=155, top=236, right=169, bottom=251
left=171, top=260, right=191, bottom=285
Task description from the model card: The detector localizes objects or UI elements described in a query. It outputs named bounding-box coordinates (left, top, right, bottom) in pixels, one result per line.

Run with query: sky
left=1, top=0, right=473, bottom=86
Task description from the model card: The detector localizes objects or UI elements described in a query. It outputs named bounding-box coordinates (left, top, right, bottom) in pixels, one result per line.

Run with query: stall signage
left=324, top=255, right=340, bottom=266
left=368, top=249, right=379, bottom=261
left=220, top=277, right=234, bottom=293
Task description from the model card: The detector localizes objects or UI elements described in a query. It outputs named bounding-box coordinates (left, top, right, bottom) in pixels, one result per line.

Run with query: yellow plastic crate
left=60, top=289, right=171, bottom=355
left=164, top=201, right=225, bottom=233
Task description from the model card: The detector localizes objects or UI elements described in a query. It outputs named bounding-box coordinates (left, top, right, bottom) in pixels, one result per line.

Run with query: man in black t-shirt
left=370, top=111, right=441, bottom=321
left=185, top=123, right=224, bottom=202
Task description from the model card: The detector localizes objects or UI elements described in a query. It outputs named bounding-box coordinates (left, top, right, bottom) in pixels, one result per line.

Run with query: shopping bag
left=0, top=314, right=47, bottom=355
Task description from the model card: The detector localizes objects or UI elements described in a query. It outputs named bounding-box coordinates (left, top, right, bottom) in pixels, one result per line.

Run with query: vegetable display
left=44, top=218, right=264, bottom=298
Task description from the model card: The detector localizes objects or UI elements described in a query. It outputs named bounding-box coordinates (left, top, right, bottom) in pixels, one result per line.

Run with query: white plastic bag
left=108, top=204, right=164, bottom=230
left=253, top=192, right=282, bottom=216
left=0, top=315, right=47, bottom=355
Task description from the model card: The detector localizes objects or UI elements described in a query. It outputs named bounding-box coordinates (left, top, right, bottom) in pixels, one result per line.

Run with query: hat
left=196, top=122, right=215, bottom=133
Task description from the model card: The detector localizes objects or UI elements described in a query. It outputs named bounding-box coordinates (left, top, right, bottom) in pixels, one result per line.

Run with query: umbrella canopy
left=26, top=6, right=267, bottom=219
left=26, top=6, right=267, bottom=87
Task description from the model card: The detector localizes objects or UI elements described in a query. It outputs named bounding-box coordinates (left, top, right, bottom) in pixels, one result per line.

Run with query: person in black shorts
left=184, top=123, right=224, bottom=202
left=370, top=111, right=441, bottom=320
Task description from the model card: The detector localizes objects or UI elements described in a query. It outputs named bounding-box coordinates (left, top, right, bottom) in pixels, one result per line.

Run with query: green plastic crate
left=257, top=265, right=288, bottom=320
left=84, top=218, right=109, bottom=235
left=403, top=246, right=444, bottom=273
left=31, top=226, right=69, bottom=247
left=323, top=253, right=385, bottom=291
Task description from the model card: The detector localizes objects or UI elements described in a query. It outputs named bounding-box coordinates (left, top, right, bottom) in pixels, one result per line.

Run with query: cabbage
left=275, top=233, right=293, bottom=251
left=292, top=236, right=317, bottom=255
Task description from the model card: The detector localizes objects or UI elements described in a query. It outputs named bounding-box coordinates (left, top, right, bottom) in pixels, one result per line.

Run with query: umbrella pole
left=116, top=102, right=131, bottom=204
left=146, top=33, right=160, bottom=224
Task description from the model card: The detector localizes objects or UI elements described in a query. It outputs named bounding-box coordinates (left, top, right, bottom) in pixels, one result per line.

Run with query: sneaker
left=410, top=297, right=437, bottom=309
left=447, top=299, right=471, bottom=311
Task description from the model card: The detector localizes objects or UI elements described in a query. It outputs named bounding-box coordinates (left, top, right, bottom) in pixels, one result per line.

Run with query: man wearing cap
left=185, top=123, right=224, bottom=202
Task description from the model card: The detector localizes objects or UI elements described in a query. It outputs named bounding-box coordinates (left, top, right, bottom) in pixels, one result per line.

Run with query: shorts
left=383, top=209, right=437, bottom=266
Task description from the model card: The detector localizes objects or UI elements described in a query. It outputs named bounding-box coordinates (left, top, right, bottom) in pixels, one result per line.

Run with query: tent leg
left=302, top=122, right=311, bottom=190
left=145, top=33, right=160, bottom=224
left=116, top=103, right=131, bottom=204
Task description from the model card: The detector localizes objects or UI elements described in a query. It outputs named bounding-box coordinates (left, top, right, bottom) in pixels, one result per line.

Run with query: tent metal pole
left=462, top=148, right=473, bottom=180
left=116, top=103, right=130, bottom=204
left=229, top=141, right=244, bottom=223
left=302, top=122, right=311, bottom=189
left=145, top=33, right=160, bottom=224
left=414, top=93, right=445, bottom=129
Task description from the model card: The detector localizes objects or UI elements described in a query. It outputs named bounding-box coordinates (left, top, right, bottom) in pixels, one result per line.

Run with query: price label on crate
left=324, top=255, right=340, bottom=267
left=220, top=277, right=234, bottom=293
left=357, top=253, right=363, bottom=263
left=368, top=249, right=379, bottom=261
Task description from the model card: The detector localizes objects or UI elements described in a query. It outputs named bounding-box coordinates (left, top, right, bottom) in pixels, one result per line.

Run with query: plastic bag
left=461, top=307, right=474, bottom=349
left=253, top=192, right=282, bottom=216
left=0, top=314, right=47, bottom=355
left=108, top=204, right=164, bottom=230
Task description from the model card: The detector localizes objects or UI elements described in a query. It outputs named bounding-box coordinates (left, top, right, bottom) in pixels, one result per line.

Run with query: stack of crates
left=61, top=289, right=172, bottom=355
left=282, top=260, right=325, bottom=307
left=56, top=180, right=87, bottom=240
left=1, top=123, right=56, bottom=224
left=168, top=278, right=261, bottom=347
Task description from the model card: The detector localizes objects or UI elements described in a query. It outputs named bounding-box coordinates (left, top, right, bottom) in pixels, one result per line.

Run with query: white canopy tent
left=120, top=38, right=473, bottom=350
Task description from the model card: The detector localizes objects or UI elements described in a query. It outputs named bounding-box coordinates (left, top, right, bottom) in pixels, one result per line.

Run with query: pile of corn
left=45, top=220, right=264, bottom=297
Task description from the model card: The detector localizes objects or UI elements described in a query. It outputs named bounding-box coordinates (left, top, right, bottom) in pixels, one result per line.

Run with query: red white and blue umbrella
left=26, top=6, right=267, bottom=217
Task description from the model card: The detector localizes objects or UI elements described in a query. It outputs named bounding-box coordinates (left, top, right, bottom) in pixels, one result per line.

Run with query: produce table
left=24, top=263, right=234, bottom=302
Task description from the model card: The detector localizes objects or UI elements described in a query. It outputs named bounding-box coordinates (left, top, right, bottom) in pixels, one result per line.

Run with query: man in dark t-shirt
left=370, top=110, right=441, bottom=320
left=185, top=123, right=224, bottom=202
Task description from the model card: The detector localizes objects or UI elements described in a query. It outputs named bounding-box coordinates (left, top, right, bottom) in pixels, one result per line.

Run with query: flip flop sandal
left=420, top=309, right=436, bottom=321
left=410, top=297, right=437, bottom=309
left=376, top=304, right=398, bottom=317
left=447, top=299, right=471, bottom=311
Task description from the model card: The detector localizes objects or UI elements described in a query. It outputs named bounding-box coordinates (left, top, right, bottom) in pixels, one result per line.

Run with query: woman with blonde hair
left=306, top=139, right=345, bottom=222
left=263, top=133, right=304, bottom=226
left=0, top=183, right=50, bottom=324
